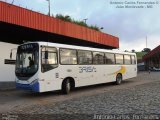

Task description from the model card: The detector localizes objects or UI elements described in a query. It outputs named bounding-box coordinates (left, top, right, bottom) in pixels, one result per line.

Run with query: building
left=0, top=1, right=119, bottom=85
left=0, top=1, right=119, bottom=49
left=143, top=45, right=160, bottom=70
left=136, top=52, right=147, bottom=71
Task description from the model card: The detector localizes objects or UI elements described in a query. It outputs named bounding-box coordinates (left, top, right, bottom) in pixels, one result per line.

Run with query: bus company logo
left=79, top=66, right=96, bottom=73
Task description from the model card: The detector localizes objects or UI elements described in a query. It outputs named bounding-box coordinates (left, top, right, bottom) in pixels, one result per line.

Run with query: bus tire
left=116, top=73, right=122, bottom=85
left=62, top=79, right=71, bottom=94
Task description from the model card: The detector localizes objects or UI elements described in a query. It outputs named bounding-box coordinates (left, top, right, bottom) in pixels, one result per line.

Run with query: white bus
left=15, top=42, right=137, bottom=94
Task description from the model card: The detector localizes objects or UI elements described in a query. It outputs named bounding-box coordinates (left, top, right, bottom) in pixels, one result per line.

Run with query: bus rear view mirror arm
left=10, top=48, right=17, bottom=59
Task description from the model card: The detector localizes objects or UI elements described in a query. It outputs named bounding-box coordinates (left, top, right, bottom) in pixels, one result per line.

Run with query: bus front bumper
left=16, top=81, right=39, bottom=92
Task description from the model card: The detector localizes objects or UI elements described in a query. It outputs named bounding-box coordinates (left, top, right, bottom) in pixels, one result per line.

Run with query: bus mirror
left=10, top=48, right=17, bottom=60
left=45, top=51, right=48, bottom=59
left=10, top=51, right=12, bottom=59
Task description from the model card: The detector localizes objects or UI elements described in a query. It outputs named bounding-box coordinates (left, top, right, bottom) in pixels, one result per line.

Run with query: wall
left=0, top=42, right=18, bottom=82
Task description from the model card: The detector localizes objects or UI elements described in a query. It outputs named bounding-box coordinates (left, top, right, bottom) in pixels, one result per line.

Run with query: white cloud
left=120, top=35, right=160, bottom=51
left=35, top=0, right=44, bottom=3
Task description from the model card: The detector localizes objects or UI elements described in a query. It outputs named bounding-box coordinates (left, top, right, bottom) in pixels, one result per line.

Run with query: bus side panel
left=75, top=65, right=118, bottom=87
left=39, top=69, right=63, bottom=92
left=123, top=65, right=137, bottom=80
left=38, top=64, right=137, bottom=92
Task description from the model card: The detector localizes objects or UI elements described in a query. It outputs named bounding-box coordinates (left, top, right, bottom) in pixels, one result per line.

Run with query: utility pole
left=46, top=0, right=51, bottom=16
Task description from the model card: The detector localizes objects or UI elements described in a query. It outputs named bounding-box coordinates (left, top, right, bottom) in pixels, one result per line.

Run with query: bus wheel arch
left=61, top=77, right=75, bottom=94
left=115, top=73, right=123, bottom=85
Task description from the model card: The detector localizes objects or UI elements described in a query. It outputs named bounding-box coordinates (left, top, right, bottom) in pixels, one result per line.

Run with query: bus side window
left=78, top=50, right=92, bottom=64
left=115, top=54, right=124, bottom=65
left=124, top=55, right=131, bottom=65
left=93, top=52, right=104, bottom=64
left=131, top=55, right=136, bottom=64
left=41, top=47, right=58, bottom=72
left=105, top=53, right=115, bottom=64
left=60, top=48, right=77, bottom=65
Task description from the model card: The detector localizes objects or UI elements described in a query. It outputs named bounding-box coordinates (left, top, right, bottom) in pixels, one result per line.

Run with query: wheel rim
left=66, top=81, right=71, bottom=93
left=117, top=75, right=122, bottom=84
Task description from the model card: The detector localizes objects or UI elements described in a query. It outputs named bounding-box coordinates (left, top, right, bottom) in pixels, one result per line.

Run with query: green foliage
left=73, top=20, right=87, bottom=27
left=55, top=14, right=101, bottom=31
left=90, top=25, right=101, bottom=31
left=136, top=52, right=147, bottom=59
left=56, top=14, right=72, bottom=22
left=142, top=48, right=151, bottom=52
left=131, top=49, right=135, bottom=53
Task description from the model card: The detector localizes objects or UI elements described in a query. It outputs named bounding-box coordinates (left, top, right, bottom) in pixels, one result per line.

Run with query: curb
left=0, top=81, right=16, bottom=91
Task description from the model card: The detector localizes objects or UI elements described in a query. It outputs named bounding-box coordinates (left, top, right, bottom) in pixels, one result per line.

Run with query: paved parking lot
left=0, top=72, right=160, bottom=120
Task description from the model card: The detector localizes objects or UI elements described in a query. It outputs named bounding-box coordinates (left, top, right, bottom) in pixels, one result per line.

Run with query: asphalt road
left=0, top=72, right=160, bottom=120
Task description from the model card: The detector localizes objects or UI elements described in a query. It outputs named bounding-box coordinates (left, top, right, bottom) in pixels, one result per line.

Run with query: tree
left=142, top=48, right=151, bottom=53
left=131, top=49, right=135, bottom=53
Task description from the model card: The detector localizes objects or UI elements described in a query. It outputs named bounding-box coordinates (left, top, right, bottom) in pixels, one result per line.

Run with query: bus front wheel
left=62, top=79, right=71, bottom=94
left=116, top=74, right=122, bottom=85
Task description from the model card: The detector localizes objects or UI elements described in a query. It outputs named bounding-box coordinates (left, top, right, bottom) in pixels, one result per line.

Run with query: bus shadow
left=19, top=90, right=61, bottom=98
left=74, top=82, right=115, bottom=92
left=74, top=80, right=134, bottom=92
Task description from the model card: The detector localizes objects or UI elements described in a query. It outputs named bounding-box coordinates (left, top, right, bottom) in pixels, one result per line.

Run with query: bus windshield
left=15, top=43, right=39, bottom=78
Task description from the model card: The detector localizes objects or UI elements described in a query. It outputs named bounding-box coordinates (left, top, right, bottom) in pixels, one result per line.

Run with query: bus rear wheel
left=116, top=74, right=122, bottom=85
left=62, top=79, right=71, bottom=94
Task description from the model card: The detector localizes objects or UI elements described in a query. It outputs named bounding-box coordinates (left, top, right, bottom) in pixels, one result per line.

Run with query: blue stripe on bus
left=16, top=82, right=39, bottom=92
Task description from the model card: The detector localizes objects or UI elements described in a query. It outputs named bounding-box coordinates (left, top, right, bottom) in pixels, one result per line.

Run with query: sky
left=2, top=0, right=160, bottom=51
